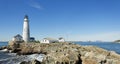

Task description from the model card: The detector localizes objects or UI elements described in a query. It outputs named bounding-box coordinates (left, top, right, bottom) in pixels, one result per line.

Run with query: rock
left=8, top=41, right=24, bottom=49
left=82, top=57, right=98, bottom=64
left=0, top=49, right=9, bottom=52
left=84, top=51, right=95, bottom=58
left=32, top=59, right=41, bottom=64
left=12, top=48, right=21, bottom=53
left=20, top=59, right=41, bottom=64
left=0, top=46, right=10, bottom=53
left=0, top=46, right=7, bottom=50
left=7, top=41, right=120, bottom=64
left=20, top=61, right=29, bottom=64
left=42, top=56, right=55, bottom=64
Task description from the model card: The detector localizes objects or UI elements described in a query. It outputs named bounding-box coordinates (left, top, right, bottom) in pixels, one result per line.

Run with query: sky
left=0, top=0, right=120, bottom=41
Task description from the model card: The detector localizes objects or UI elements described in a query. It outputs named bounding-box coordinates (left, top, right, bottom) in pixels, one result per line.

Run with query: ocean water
left=74, top=42, right=120, bottom=54
left=0, top=42, right=8, bottom=47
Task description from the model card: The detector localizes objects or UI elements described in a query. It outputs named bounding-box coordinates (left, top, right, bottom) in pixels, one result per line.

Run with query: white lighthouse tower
left=23, top=15, right=30, bottom=42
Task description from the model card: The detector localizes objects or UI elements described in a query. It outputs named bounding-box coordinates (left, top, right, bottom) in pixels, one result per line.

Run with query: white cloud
left=29, top=0, right=43, bottom=10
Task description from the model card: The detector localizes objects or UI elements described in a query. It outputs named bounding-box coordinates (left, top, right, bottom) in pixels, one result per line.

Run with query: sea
left=0, top=42, right=8, bottom=47
left=74, top=42, right=120, bottom=54
left=0, top=42, right=120, bottom=64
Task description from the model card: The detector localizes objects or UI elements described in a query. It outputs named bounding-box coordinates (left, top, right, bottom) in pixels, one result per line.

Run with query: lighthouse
left=23, top=15, right=30, bottom=42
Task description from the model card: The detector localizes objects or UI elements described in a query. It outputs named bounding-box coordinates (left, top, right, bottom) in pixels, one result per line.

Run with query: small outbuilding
left=30, top=37, right=35, bottom=42
left=40, top=38, right=58, bottom=43
left=12, top=34, right=23, bottom=41
left=58, top=37, right=65, bottom=42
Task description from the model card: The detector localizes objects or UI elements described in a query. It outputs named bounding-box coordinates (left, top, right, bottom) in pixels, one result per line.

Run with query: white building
left=12, top=34, right=23, bottom=41
left=23, top=15, right=30, bottom=42
left=40, top=38, right=58, bottom=43
left=58, top=37, right=65, bottom=42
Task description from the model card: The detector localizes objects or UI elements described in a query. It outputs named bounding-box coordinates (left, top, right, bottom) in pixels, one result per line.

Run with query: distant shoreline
left=0, top=41, right=8, bottom=42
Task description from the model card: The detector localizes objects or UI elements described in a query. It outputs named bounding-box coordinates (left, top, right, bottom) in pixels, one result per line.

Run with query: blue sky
left=0, top=0, right=120, bottom=41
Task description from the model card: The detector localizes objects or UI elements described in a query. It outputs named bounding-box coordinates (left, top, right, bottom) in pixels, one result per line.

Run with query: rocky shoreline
left=1, top=41, right=120, bottom=64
